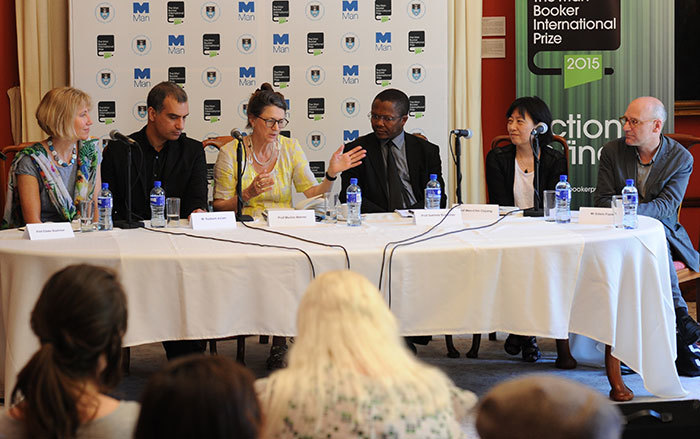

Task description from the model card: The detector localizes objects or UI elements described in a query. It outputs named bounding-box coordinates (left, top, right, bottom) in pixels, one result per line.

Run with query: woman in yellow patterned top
left=213, top=83, right=365, bottom=217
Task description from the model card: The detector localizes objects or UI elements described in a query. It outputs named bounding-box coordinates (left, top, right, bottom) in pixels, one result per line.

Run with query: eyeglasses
left=368, top=112, right=403, bottom=123
left=618, top=116, right=655, bottom=128
left=257, top=116, right=289, bottom=129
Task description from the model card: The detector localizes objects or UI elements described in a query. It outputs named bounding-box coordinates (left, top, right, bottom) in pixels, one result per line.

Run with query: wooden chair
left=490, top=134, right=569, bottom=166
left=0, top=143, right=34, bottom=214
left=202, top=135, right=233, bottom=150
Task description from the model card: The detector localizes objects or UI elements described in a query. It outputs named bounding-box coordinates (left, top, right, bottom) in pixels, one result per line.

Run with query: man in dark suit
left=594, top=96, right=700, bottom=346
left=102, top=81, right=208, bottom=359
left=339, top=88, right=446, bottom=212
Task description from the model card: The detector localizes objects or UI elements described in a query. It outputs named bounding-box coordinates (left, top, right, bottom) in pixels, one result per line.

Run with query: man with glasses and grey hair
left=594, top=96, right=700, bottom=346
left=339, top=88, right=446, bottom=213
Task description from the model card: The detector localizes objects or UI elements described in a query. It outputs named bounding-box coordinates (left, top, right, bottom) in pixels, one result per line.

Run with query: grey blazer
left=593, top=135, right=699, bottom=271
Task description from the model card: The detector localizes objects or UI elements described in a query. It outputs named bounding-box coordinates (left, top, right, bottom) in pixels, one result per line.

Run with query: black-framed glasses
left=618, top=116, right=654, bottom=128
left=368, top=112, right=403, bottom=122
left=257, top=116, right=289, bottom=129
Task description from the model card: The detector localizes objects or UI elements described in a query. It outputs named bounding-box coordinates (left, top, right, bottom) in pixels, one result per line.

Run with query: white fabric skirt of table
left=0, top=214, right=684, bottom=398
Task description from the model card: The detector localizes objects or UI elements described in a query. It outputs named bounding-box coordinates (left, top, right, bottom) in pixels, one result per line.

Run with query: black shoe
left=504, top=334, right=522, bottom=355
left=521, top=336, right=541, bottom=363
left=678, top=314, right=700, bottom=346
left=266, top=344, right=288, bottom=370
left=405, top=339, right=418, bottom=355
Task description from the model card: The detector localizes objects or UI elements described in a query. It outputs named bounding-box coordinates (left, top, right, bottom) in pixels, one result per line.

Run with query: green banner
left=516, top=0, right=674, bottom=208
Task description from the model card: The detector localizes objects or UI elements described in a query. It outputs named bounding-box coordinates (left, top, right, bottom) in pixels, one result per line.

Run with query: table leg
left=466, top=334, right=481, bottom=358
left=554, top=338, right=577, bottom=369
left=605, top=344, right=634, bottom=401
left=445, top=335, right=460, bottom=358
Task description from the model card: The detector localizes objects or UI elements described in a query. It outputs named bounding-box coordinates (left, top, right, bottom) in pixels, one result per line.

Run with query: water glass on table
left=611, top=195, right=624, bottom=228
left=323, top=192, right=339, bottom=223
left=79, top=200, right=94, bottom=232
left=166, top=197, right=181, bottom=227
left=543, top=190, right=556, bottom=222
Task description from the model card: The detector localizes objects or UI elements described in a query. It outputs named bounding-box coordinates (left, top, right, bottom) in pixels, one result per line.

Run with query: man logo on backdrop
left=96, top=69, right=116, bottom=89
left=203, top=99, right=221, bottom=123
left=306, top=131, right=326, bottom=151
left=343, top=130, right=359, bottom=142
left=98, top=101, right=116, bottom=125
left=408, top=31, right=425, bottom=53
left=407, top=1, right=425, bottom=19
left=342, top=65, right=359, bottom=85
left=168, top=67, right=186, bottom=86
left=201, top=3, right=220, bottom=22
left=375, top=63, right=392, bottom=86
left=238, top=1, right=255, bottom=21
left=307, top=98, right=325, bottom=121
left=203, top=34, right=221, bottom=57
left=167, top=35, right=185, bottom=54
left=408, top=95, right=426, bottom=118
left=307, top=32, right=324, bottom=55
left=133, top=68, right=151, bottom=88
left=95, top=3, right=114, bottom=23
left=341, top=98, right=360, bottom=118
left=272, top=65, right=291, bottom=88
left=202, top=67, right=222, bottom=87
left=375, top=32, right=391, bottom=51
left=305, top=2, right=324, bottom=20
left=237, top=34, right=257, bottom=54
left=407, top=64, right=425, bottom=83
left=132, top=101, right=148, bottom=122
left=272, top=34, right=289, bottom=54
left=97, top=35, right=115, bottom=58
left=167, top=1, right=185, bottom=24
left=133, top=2, right=150, bottom=22
left=272, top=1, right=290, bottom=23
left=342, top=1, right=358, bottom=20
left=305, top=66, right=326, bottom=86
left=375, top=0, right=391, bottom=22
left=341, top=32, right=359, bottom=53
left=239, top=67, right=256, bottom=87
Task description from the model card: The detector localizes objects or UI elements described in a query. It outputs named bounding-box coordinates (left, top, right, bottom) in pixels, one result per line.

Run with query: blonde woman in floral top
left=256, top=270, right=479, bottom=438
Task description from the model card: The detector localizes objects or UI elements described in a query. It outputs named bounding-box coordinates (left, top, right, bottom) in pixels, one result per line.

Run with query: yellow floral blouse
left=213, top=135, right=318, bottom=217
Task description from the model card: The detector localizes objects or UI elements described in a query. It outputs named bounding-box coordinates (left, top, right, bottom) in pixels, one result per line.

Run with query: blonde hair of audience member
left=476, top=375, right=623, bottom=439
left=259, top=270, right=459, bottom=434
left=36, top=86, right=92, bottom=140
left=9, top=264, right=128, bottom=439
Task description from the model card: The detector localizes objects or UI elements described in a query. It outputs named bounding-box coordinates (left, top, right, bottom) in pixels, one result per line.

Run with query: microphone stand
left=235, top=137, right=253, bottom=222
left=523, top=133, right=543, bottom=217
left=113, top=140, right=142, bottom=229
left=454, top=134, right=463, bottom=204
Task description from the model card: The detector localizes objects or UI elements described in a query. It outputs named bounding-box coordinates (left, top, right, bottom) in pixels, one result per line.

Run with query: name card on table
left=459, top=204, right=500, bottom=221
left=413, top=209, right=463, bottom=227
left=266, top=209, right=316, bottom=227
left=578, top=207, right=614, bottom=225
left=24, top=223, right=74, bottom=240
left=191, top=212, right=237, bottom=230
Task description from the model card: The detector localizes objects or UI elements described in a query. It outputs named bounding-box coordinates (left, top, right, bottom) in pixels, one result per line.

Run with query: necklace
left=47, top=138, right=77, bottom=167
left=249, top=137, right=277, bottom=168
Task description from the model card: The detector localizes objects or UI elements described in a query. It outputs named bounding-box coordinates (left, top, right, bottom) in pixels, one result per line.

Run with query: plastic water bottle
left=555, top=175, right=571, bottom=224
left=424, top=174, right=441, bottom=209
left=622, top=179, right=638, bottom=229
left=346, top=178, right=362, bottom=227
left=150, top=181, right=166, bottom=228
left=97, top=182, right=113, bottom=231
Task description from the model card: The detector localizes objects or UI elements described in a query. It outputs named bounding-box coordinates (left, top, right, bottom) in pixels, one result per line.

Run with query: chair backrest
left=0, top=143, right=35, bottom=214
left=490, top=134, right=570, bottom=173
left=202, top=136, right=234, bottom=150
left=668, top=133, right=700, bottom=248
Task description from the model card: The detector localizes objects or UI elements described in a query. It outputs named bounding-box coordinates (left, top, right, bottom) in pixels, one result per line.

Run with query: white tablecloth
left=0, top=214, right=685, bottom=398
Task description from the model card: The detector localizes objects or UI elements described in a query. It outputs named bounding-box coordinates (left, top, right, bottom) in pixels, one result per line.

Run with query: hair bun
left=259, top=83, right=274, bottom=92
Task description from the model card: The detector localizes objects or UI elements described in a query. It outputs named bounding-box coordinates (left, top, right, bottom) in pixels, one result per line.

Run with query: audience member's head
left=35, top=86, right=92, bottom=141
left=134, top=355, right=263, bottom=439
left=476, top=375, right=623, bottom=439
left=11, top=264, right=127, bottom=438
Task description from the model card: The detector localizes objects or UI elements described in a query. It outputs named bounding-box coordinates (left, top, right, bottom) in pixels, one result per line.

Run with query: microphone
left=230, top=129, right=244, bottom=142
left=451, top=129, right=473, bottom=138
left=531, top=122, right=548, bottom=136
left=109, top=130, right=137, bottom=145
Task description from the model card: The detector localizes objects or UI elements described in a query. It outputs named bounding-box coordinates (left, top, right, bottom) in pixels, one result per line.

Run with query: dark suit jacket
left=485, top=143, right=567, bottom=208
left=339, top=132, right=446, bottom=213
left=101, top=126, right=208, bottom=221
left=593, top=135, right=699, bottom=271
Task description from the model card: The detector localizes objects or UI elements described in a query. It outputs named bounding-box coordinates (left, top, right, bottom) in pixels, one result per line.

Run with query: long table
left=0, top=213, right=686, bottom=399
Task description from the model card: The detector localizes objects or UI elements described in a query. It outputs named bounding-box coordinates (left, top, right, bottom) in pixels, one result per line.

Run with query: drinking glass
left=543, top=190, right=556, bottom=222
left=323, top=192, right=339, bottom=223
left=166, top=197, right=181, bottom=227
left=611, top=195, right=624, bottom=228
left=79, top=200, right=94, bottom=232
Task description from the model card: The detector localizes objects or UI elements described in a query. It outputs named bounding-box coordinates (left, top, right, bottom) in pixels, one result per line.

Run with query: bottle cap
left=560, top=175, right=567, bottom=181
left=154, top=181, right=162, bottom=188
left=430, top=174, right=437, bottom=180
left=625, top=179, right=634, bottom=186
left=102, top=182, right=109, bottom=190
left=350, top=178, right=358, bottom=185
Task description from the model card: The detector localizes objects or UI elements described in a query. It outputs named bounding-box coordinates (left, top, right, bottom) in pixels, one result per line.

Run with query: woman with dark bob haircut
left=134, top=355, right=263, bottom=439
left=0, top=264, right=138, bottom=438
left=484, top=96, right=567, bottom=362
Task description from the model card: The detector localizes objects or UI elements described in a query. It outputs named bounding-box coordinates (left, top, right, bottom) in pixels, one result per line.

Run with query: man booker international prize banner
left=516, top=0, right=674, bottom=208
left=70, top=0, right=449, bottom=185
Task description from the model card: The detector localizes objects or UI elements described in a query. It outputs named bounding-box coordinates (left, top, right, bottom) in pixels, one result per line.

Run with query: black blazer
left=485, top=143, right=567, bottom=208
left=101, top=126, right=208, bottom=221
left=339, top=132, right=446, bottom=213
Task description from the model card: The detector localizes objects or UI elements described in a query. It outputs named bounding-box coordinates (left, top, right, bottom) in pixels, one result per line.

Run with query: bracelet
left=325, top=171, right=337, bottom=181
